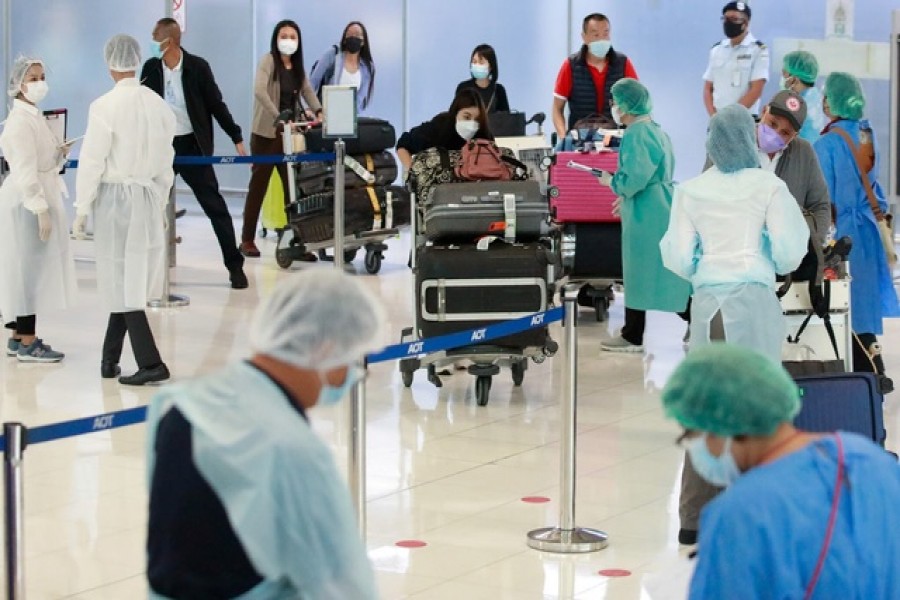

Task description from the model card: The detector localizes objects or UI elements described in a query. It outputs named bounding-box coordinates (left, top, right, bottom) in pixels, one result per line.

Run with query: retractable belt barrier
left=63, top=152, right=337, bottom=170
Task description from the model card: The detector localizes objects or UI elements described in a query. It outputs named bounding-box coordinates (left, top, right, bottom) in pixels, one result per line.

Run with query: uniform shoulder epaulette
left=712, top=40, right=723, bottom=49
left=755, top=40, right=767, bottom=48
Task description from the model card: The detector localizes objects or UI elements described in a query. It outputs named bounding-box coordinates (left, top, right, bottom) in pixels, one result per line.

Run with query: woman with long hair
left=454, top=44, right=509, bottom=113
left=309, top=21, right=376, bottom=113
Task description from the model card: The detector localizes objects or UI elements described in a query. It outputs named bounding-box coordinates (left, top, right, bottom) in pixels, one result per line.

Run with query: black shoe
left=678, top=528, right=698, bottom=545
left=229, top=267, right=249, bottom=289
left=119, top=363, right=170, bottom=386
left=297, top=252, right=318, bottom=263
left=101, top=361, right=121, bottom=379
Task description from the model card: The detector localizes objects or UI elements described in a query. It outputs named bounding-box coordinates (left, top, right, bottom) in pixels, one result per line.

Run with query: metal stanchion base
left=526, top=527, right=609, bottom=553
left=148, top=294, right=190, bottom=308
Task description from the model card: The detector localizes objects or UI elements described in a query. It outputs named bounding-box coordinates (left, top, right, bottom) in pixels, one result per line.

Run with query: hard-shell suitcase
left=548, top=151, right=619, bottom=223
left=559, top=222, right=623, bottom=279
left=305, top=117, right=396, bottom=154
left=424, top=181, right=549, bottom=242
left=290, top=185, right=410, bottom=243
left=488, top=111, right=527, bottom=137
left=415, top=242, right=551, bottom=349
left=296, top=151, right=398, bottom=196
left=793, top=372, right=887, bottom=446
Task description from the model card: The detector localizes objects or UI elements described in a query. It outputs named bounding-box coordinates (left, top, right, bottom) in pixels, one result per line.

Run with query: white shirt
left=163, top=52, right=193, bottom=136
left=703, top=32, right=770, bottom=114
left=339, top=66, right=362, bottom=90
left=758, top=149, right=782, bottom=172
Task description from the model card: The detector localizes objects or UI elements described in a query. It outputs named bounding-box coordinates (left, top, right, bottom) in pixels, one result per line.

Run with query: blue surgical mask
left=470, top=64, right=490, bottom=80
left=317, top=366, right=364, bottom=406
left=588, top=40, right=612, bottom=58
left=686, top=434, right=741, bottom=487
left=150, top=40, right=164, bottom=60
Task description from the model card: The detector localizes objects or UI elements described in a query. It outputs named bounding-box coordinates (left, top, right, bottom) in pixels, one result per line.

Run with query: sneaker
left=229, top=266, right=249, bottom=289
left=6, top=338, right=20, bottom=357
left=17, top=339, right=64, bottom=363
left=239, top=242, right=261, bottom=258
left=600, top=335, right=644, bottom=353
left=119, top=363, right=170, bottom=386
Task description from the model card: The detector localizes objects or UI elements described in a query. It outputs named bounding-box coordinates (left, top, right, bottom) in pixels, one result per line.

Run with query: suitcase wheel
left=475, top=375, right=492, bottom=406
left=594, top=298, right=609, bottom=322
left=364, top=249, right=383, bottom=274
left=427, top=364, right=443, bottom=388
left=511, top=360, right=526, bottom=386
left=401, top=369, right=414, bottom=388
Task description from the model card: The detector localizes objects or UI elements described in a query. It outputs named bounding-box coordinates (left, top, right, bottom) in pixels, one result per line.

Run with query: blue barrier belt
left=0, top=307, right=564, bottom=446
left=64, top=152, right=336, bottom=170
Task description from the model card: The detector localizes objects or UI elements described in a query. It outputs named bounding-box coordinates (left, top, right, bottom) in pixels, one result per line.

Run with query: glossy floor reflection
left=1, top=214, right=898, bottom=599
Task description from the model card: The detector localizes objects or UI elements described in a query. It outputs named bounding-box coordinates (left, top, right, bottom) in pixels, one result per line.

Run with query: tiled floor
left=2, top=213, right=898, bottom=599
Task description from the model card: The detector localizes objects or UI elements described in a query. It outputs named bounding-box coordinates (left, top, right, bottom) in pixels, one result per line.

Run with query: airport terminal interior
left=2, top=0, right=900, bottom=598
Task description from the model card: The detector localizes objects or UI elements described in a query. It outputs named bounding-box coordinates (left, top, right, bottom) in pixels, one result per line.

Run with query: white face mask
left=22, top=80, right=49, bottom=104
left=611, top=104, right=623, bottom=126
left=277, top=38, right=298, bottom=56
left=455, top=119, right=479, bottom=141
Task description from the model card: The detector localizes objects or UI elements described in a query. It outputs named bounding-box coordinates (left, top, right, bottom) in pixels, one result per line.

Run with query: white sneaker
left=600, top=336, right=644, bottom=353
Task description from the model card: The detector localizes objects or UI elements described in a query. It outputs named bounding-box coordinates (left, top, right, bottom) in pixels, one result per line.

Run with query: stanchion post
left=4, top=422, right=26, bottom=600
left=148, top=188, right=190, bottom=308
left=333, top=139, right=346, bottom=268
left=526, top=286, right=608, bottom=553
left=348, top=359, right=367, bottom=537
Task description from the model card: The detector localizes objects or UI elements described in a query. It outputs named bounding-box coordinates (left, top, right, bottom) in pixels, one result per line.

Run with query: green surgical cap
left=611, top=78, right=652, bottom=116
left=661, top=344, right=801, bottom=437
left=824, top=71, right=865, bottom=120
left=706, top=104, right=759, bottom=173
left=783, top=51, right=819, bottom=85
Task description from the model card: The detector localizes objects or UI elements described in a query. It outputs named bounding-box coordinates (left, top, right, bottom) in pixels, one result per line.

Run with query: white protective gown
left=0, top=99, right=77, bottom=321
left=74, top=78, right=175, bottom=313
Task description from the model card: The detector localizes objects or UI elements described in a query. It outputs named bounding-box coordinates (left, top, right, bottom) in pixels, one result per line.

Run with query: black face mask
left=723, top=20, right=745, bottom=39
left=342, top=37, right=363, bottom=54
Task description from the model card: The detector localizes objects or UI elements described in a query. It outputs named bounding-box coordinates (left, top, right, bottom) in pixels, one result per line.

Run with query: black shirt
left=455, top=79, right=510, bottom=113
left=396, top=112, right=494, bottom=155
left=279, top=68, right=301, bottom=112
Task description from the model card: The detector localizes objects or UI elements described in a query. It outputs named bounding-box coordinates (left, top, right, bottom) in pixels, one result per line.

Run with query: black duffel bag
left=305, top=117, right=396, bottom=154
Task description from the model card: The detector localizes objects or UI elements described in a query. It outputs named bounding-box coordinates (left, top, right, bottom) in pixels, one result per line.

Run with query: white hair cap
left=104, top=34, right=142, bottom=73
left=7, top=56, right=43, bottom=97
left=249, top=270, right=386, bottom=370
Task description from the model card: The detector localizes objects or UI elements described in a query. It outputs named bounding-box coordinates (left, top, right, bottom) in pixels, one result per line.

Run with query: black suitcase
left=290, top=185, right=410, bottom=243
left=562, top=222, right=623, bottom=279
left=305, top=117, right=396, bottom=154
left=793, top=372, right=887, bottom=446
left=296, top=151, right=398, bottom=196
left=415, top=242, right=551, bottom=349
left=424, top=181, right=549, bottom=243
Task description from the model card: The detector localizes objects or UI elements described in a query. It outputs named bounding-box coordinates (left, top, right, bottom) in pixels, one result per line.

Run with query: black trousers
left=173, top=135, right=243, bottom=271
left=620, top=299, right=692, bottom=346
left=102, top=311, right=162, bottom=368
left=4, top=315, right=36, bottom=336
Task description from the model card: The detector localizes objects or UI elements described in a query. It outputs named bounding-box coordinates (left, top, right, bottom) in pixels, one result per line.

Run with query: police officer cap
left=768, top=90, right=807, bottom=132
left=722, top=1, right=751, bottom=18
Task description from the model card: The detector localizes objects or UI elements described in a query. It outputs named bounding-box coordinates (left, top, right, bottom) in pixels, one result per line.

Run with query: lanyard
left=804, top=433, right=845, bottom=599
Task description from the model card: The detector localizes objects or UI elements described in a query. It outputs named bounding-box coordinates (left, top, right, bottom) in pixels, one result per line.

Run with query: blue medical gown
left=814, top=120, right=900, bottom=334
left=690, top=433, right=900, bottom=599
left=146, top=363, right=378, bottom=600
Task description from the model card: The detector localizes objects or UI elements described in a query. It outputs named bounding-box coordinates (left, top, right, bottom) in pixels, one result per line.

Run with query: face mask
left=686, top=434, right=741, bottom=487
left=779, top=76, right=790, bottom=90
left=456, top=119, right=480, bottom=141
left=342, top=37, right=363, bottom=54
left=150, top=39, right=166, bottom=60
left=723, top=20, right=745, bottom=39
left=22, top=80, right=48, bottom=104
left=317, top=367, right=364, bottom=406
left=588, top=40, right=612, bottom=58
left=611, top=105, right=623, bottom=126
left=758, top=122, right=788, bottom=153
left=470, top=64, right=490, bottom=80
left=278, top=38, right=298, bottom=56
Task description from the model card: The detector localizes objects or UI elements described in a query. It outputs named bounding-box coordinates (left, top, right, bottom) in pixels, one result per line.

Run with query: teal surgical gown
left=798, top=87, right=827, bottom=145
left=146, top=362, right=378, bottom=600
left=690, top=433, right=900, bottom=599
left=610, top=118, right=691, bottom=312
left=814, top=120, right=900, bottom=335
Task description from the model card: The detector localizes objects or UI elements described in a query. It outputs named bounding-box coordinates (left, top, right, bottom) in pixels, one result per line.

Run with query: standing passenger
left=455, top=44, right=510, bottom=113
left=309, top=21, right=376, bottom=113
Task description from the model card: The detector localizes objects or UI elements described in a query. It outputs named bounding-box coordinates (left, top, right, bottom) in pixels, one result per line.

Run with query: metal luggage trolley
left=397, top=183, right=560, bottom=407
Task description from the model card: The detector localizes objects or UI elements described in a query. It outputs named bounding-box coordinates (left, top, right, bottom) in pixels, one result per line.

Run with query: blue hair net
left=706, top=104, right=759, bottom=173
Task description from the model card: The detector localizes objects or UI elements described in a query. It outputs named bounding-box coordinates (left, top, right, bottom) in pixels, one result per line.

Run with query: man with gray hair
left=146, top=269, right=383, bottom=599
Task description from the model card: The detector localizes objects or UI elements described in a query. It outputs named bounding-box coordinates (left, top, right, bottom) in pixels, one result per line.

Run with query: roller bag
left=548, top=151, right=619, bottom=223
left=562, top=222, right=623, bottom=279
left=290, top=185, right=410, bottom=243
left=296, top=151, right=398, bottom=196
left=424, top=180, right=548, bottom=243
left=416, top=242, right=551, bottom=349
left=304, top=117, right=396, bottom=154
left=792, top=372, right=887, bottom=446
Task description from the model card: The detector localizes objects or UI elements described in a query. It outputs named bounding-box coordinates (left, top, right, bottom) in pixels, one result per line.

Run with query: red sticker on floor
left=395, top=540, right=427, bottom=548
left=599, top=569, right=632, bottom=578
left=521, top=496, right=551, bottom=503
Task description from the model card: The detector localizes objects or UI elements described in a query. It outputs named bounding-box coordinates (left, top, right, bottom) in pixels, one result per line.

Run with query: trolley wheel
left=594, top=298, right=609, bottom=322
left=511, top=360, right=526, bottom=386
left=401, top=369, right=414, bottom=388
left=275, top=248, right=294, bottom=269
left=548, top=186, right=560, bottom=198
left=260, top=227, right=268, bottom=238
left=364, top=250, right=382, bottom=274
left=344, top=248, right=359, bottom=264
left=475, top=375, right=492, bottom=406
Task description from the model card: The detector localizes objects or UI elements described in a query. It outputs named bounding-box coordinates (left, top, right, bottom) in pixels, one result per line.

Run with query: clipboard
left=43, top=108, right=68, bottom=174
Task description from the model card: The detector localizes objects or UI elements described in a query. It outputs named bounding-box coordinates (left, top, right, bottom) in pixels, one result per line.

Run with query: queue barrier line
left=63, top=152, right=337, bottom=170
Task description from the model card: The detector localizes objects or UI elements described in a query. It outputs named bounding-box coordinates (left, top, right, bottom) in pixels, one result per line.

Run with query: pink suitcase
left=548, top=151, right=620, bottom=223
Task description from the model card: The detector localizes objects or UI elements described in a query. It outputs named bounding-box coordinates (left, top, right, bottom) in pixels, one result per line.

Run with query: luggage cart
left=495, top=112, right=552, bottom=194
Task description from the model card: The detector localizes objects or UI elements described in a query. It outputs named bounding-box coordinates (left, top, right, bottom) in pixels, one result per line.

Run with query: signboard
left=173, top=0, right=186, bottom=33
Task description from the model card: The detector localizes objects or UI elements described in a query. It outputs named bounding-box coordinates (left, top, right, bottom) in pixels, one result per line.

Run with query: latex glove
left=37, top=211, right=52, bottom=242
left=596, top=170, right=613, bottom=187
left=612, top=196, right=623, bottom=218
left=72, top=214, right=88, bottom=240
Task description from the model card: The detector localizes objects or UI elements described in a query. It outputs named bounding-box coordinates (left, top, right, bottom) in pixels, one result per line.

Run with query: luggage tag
left=503, top=193, right=517, bottom=242
left=476, top=235, right=501, bottom=250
